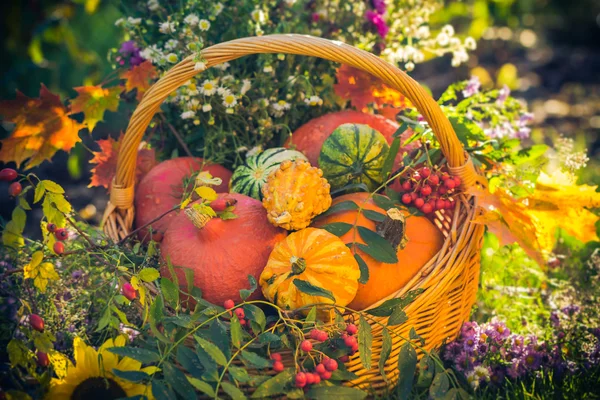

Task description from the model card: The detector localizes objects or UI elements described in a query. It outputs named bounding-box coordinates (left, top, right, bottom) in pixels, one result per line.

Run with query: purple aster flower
left=119, top=40, right=137, bottom=55
left=516, top=126, right=531, bottom=139
left=496, top=84, right=510, bottom=105
left=522, top=348, right=543, bottom=370
left=130, top=54, right=145, bottom=66
left=444, top=341, right=463, bottom=360
left=71, top=270, right=83, bottom=280
left=455, top=353, right=473, bottom=373
left=463, top=336, right=478, bottom=353
left=590, top=328, right=600, bottom=339
left=372, top=0, right=387, bottom=14
left=561, top=305, right=580, bottom=316
left=519, top=112, right=534, bottom=124
left=486, top=320, right=511, bottom=342
left=365, top=10, right=389, bottom=38
left=462, top=76, right=481, bottom=98
left=490, top=367, right=506, bottom=385
left=477, top=342, right=489, bottom=355
left=507, top=361, right=523, bottom=379
left=461, top=321, right=479, bottom=339
left=550, top=311, right=561, bottom=327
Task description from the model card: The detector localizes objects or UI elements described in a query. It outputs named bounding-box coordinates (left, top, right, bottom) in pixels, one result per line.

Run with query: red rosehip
left=414, top=198, right=425, bottom=209
left=401, top=193, right=412, bottom=204
left=313, top=373, right=321, bottom=384
left=53, top=242, right=64, bottom=255
left=151, top=231, right=164, bottom=242
left=273, top=361, right=284, bottom=372
left=295, top=372, right=307, bottom=387
left=428, top=174, right=440, bottom=185
left=54, top=229, right=68, bottom=241
left=453, top=176, right=461, bottom=187
left=444, top=179, right=456, bottom=189
left=309, top=329, right=320, bottom=340
left=270, top=353, right=282, bottom=361
left=339, top=355, right=350, bottom=363
left=0, top=168, right=18, bottom=182
left=306, top=372, right=316, bottom=384
left=300, top=340, right=313, bottom=352
left=29, top=314, right=44, bottom=332
left=324, top=358, right=338, bottom=371
left=239, top=318, right=247, bottom=326
left=47, top=223, right=57, bottom=233
left=420, top=167, right=431, bottom=178
left=447, top=200, right=455, bottom=209
left=122, top=282, right=137, bottom=301
left=438, top=186, right=448, bottom=195
left=36, top=351, right=49, bottom=367
left=413, top=172, right=422, bottom=181
left=209, top=197, right=237, bottom=212
left=441, top=172, right=450, bottom=181
left=420, top=185, right=432, bottom=196
left=320, top=370, right=332, bottom=380
left=436, top=199, right=446, bottom=211
left=8, top=182, right=22, bottom=197
left=344, top=335, right=357, bottom=348
left=421, top=203, right=433, bottom=214
left=317, top=331, right=328, bottom=342
left=315, top=363, right=326, bottom=374
left=410, top=192, right=418, bottom=201
left=351, top=343, right=359, bottom=353
left=234, top=308, right=245, bottom=319
left=224, top=299, right=235, bottom=309
left=401, top=180, right=412, bottom=191
left=346, top=323, right=358, bottom=335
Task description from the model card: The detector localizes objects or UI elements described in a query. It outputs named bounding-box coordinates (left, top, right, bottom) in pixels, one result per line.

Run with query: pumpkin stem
left=184, top=207, right=212, bottom=230
left=376, top=208, right=408, bottom=251
left=290, top=256, right=307, bottom=275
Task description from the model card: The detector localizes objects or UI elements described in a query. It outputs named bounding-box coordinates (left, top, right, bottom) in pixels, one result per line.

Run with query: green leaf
left=95, top=307, right=111, bottom=332
left=379, top=328, right=392, bottom=379
left=186, top=377, right=216, bottom=397
left=244, top=304, right=266, bottom=332
left=356, top=235, right=397, bottom=264
left=429, top=371, right=450, bottom=399
left=305, top=306, right=317, bottom=323
left=241, top=350, right=271, bottom=369
left=330, top=368, right=359, bottom=381
left=107, top=347, right=160, bottom=363
left=393, top=122, right=409, bottom=138
left=358, top=314, right=372, bottom=370
left=366, top=289, right=425, bottom=316
left=222, top=381, right=247, bottom=400
left=382, top=137, right=401, bottom=179
left=321, top=222, right=353, bottom=237
left=442, top=388, right=471, bottom=400
left=152, top=381, right=176, bottom=400
left=240, top=274, right=258, bottom=301
left=362, top=210, right=386, bottom=222
left=354, top=254, right=369, bottom=284
left=251, top=369, right=293, bottom=398
left=149, top=296, right=169, bottom=343
left=34, top=184, right=45, bottom=203
left=306, top=386, right=368, bottom=399
left=176, top=345, right=204, bottom=377
left=163, top=362, right=196, bottom=400
left=410, top=327, right=425, bottom=346
left=112, top=369, right=150, bottom=383
left=372, top=194, right=396, bottom=210
left=258, top=332, right=281, bottom=344
left=286, top=388, right=305, bottom=399
left=330, top=183, right=370, bottom=196
left=293, top=279, right=335, bottom=302
left=160, top=278, right=179, bottom=308
left=229, top=366, right=251, bottom=383
left=138, top=268, right=160, bottom=282
left=416, top=354, right=435, bottom=388
left=397, top=343, right=418, bottom=399
left=388, top=308, right=408, bottom=326
left=41, top=180, right=64, bottom=194
left=194, top=336, right=227, bottom=366
left=184, top=269, right=195, bottom=294
left=12, top=207, right=26, bottom=232
left=18, top=196, right=31, bottom=210
left=230, top=315, right=243, bottom=349
left=319, top=200, right=358, bottom=218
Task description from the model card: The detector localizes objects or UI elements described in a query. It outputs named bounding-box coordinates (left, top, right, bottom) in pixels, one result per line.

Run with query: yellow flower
left=46, top=336, right=158, bottom=400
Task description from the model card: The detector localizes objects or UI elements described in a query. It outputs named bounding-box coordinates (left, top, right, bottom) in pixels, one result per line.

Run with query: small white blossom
left=187, top=99, right=200, bottom=109
left=221, top=75, right=235, bottom=82
left=214, top=3, right=224, bottom=15
left=284, top=0, right=296, bottom=5
left=258, top=98, right=270, bottom=107
left=222, top=93, right=238, bottom=108
left=159, top=21, right=176, bottom=34
left=465, top=37, right=477, bottom=50
left=304, top=96, right=323, bottom=106
left=114, top=18, right=125, bottom=27
left=180, top=111, right=195, bottom=119
left=251, top=9, right=266, bottom=24
left=240, top=79, right=252, bottom=95
left=194, top=61, right=206, bottom=71
left=436, top=32, right=449, bottom=46
left=269, top=100, right=291, bottom=117
left=442, top=25, right=455, bottom=37
left=198, top=19, right=211, bottom=31
left=263, top=65, right=273, bottom=73
left=405, top=61, right=415, bottom=71
left=164, top=39, right=179, bottom=50
left=140, top=45, right=163, bottom=64
left=217, top=87, right=232, bottom=97
left=184, top=14, right=199, bottom=26
left=147, top=0, right=160, bottom=11
left=127, top=17, right=142, bottom=25
left=202, top=104, right=212, bottom=112
left=200, top=80, right=217, bottom=96
left=213, top=62, right=230, bottom=71
left=165, top=53, right=179, bottom=63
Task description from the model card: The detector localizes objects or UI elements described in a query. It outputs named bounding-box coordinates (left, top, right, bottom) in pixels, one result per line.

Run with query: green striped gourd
left=230, top=147, right=308, bottom=200
left=318, top=123, right=390, bottom=192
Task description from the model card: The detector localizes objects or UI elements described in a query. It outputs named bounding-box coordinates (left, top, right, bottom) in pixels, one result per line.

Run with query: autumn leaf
left=23, top=251, right=60, bottom=293
left=334, top=65, right=410, bottom=117
left=89, top=135, right=157, bottom=189
left=70, top=85, right=123, bottom=132
left=120, top=61, right=158, bottom=100
left=0, top=85, right=84, bottom=169
left=470, top=171, right=600, bottom=265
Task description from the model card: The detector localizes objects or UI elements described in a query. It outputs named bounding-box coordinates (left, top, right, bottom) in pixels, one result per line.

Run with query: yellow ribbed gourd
left=259, top=228, right=360, bottom=310
left=261, top=159, right=332, bottom=231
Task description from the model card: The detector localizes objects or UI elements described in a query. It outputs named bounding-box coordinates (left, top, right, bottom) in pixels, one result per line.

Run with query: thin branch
left=0, top=268, right=23, bottom=280
left=159, top=113, right=194, bottom=158
left=117, top=205, right=180, bottom=245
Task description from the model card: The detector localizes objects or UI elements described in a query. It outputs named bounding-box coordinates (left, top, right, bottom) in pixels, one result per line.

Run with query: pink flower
left=365, top=10, right=389, bottom=38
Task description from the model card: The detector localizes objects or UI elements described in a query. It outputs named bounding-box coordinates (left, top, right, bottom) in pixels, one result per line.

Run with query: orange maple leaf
left=89, top=134, right=157, bottom=190
left=334, top=65, right=410, bottom=117
left=120, top=61, right=158, bottom=100
left=71, top=85, right=123, bottom=133
left=0, top=85, right=84, bottom=169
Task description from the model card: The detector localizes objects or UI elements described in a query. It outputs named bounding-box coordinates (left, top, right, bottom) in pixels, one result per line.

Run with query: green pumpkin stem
left=290, top=256, right=307, bottom=275
left=376, top=208, right=408, bottom=251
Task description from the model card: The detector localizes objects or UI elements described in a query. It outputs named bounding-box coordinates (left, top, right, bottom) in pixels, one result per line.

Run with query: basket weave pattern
left=101, top=35, right=486, bottom=391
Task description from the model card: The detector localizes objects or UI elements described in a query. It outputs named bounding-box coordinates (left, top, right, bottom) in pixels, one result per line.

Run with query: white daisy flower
left=213, top=62, right=230, bottom=71
left=465, top=37, right=477, bottom=50
left=251, top=9, right=266, bottom=24
left=181, top=111, right=195, bottom=119
left=202, top=104, right=212, bottom=112
left=198, top=19, right=211, bottom=31
left=184, top=14, right=199, bottom=26
left=217, top=87, right=232, bottom=97
left=165, top=53, right=178, bottom=63
left=214, top=2, right=224, bottom=15
left=114, top=18, right=125, bottom=27
left=194, top=61, right=206, bottom=71
left=200, top=80, right=217, bottom=95
left=159, top=21, right=176, bottom=34
left=127, top=17, right=142, bottom=25
left=222, top=93, right=237, bottom=108
left=188, top=99, right=200, bottom=110
left=240, top=79, right=252, bottom=95
left=304, top=95, right=323, bottom=106
left=164, top=39, right=179, bottom=50
left=147, top=0, right=159, bottom=11
left=139, top=45, right=163, bottom=64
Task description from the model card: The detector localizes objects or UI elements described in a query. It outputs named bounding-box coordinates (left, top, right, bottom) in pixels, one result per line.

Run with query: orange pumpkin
left=312, top=192, right=444, bottom=310
left=259, top=228, right=360, bottom=311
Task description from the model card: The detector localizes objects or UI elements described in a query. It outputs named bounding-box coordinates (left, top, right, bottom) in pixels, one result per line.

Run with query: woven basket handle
left=102, top=34, right=483, bottom=240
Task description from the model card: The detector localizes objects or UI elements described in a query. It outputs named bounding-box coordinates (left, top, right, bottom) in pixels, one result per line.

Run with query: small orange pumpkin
left=259, top=228, right=360, bottom=311
left=312, top=192, right=444, bottom=310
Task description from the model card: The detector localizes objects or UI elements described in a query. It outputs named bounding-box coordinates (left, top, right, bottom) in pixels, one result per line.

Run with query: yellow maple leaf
left=0, top=85, right=84, bottom=169
left=195, top=186, right=218, bottom=201
left=70, top=85, right=122, bottom=133
left=23, top=251, right=60, bottom=292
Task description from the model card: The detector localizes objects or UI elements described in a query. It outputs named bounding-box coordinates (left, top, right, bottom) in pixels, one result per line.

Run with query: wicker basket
left=101, top=35, right=487, bottom=393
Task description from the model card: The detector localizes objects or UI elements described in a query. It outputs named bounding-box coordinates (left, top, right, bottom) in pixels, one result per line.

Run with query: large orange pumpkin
left=284, top=110, right=417, bottom=168
left=312, top=192, right=444, bottom=310
left=134, top=157, right=232, bottom=241
left=160, top=193, right=287, bottom=305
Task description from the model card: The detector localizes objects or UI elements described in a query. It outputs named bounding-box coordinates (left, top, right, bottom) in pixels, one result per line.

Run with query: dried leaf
left=89, top=134, right=156, bottom=189
left=120, top=61, right=158, bottom=100
left=70, top=85, right=122, bottom=132
left=0, top=85, right=84, bottom=169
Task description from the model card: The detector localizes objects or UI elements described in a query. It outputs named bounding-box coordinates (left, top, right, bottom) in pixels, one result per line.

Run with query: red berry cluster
left=223, top=299, right=249, bottom=326
left=398, top=166, right=461, bottom=214
left=47, top=223, right=68, bottom=254
left=1, top=168, right=21, bottom=197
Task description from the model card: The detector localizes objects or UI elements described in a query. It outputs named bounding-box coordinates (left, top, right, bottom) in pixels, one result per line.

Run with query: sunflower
left=46, top=335, right=157, bottom=400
